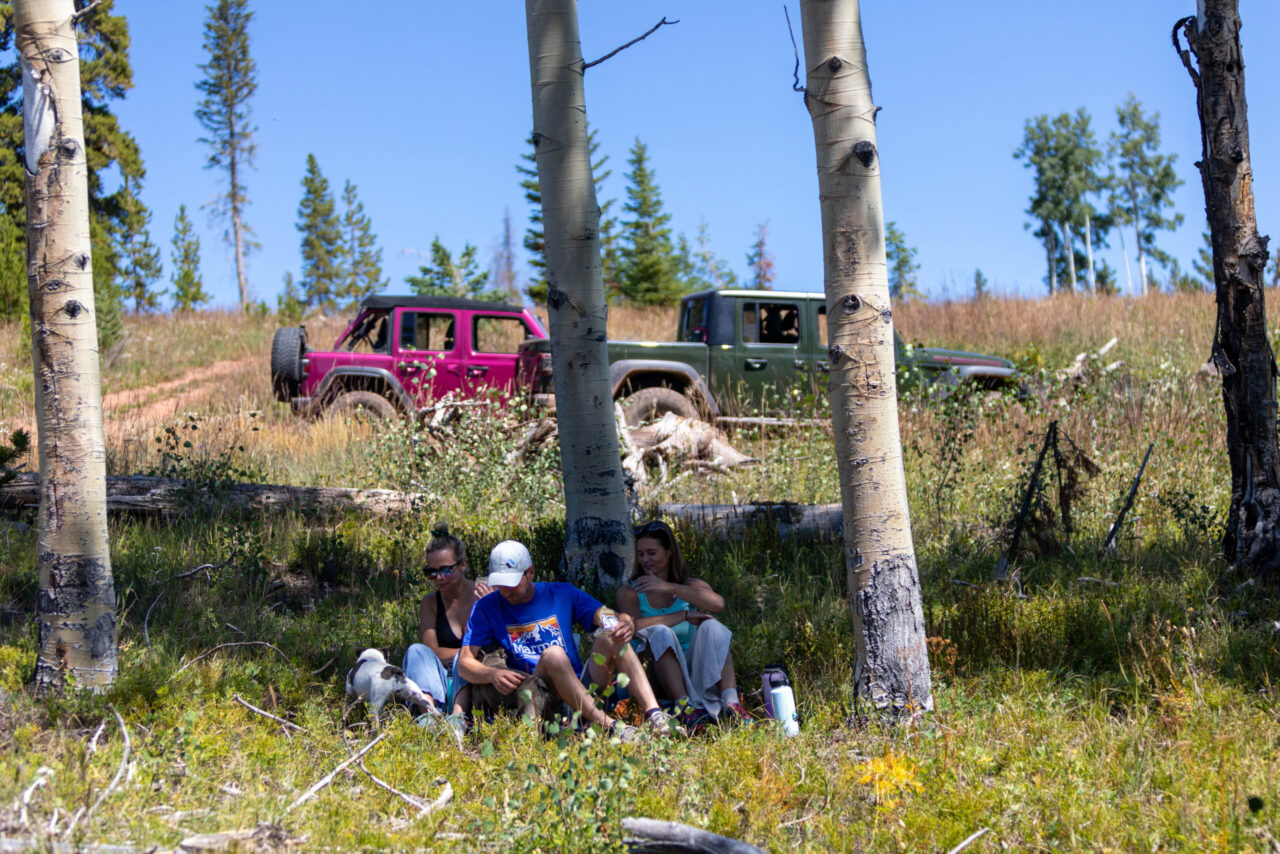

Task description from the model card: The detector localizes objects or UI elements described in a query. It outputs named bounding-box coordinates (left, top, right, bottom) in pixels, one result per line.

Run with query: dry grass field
left=1, top=291, right=1278, bottom=852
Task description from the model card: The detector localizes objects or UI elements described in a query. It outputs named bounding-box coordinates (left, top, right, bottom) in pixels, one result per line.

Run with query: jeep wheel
left=621, top=387, right=698, bottom=427
left=271, top=327, right=306, bottom=401
left=325, top=391, right=396, bottom=422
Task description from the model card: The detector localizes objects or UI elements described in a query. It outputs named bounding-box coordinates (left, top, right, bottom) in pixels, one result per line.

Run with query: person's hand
left=684, top=609, right=712, bottom=625
left=490, top=667, right=525, bottom=695
left=631, top=574, right=672, bottom=596
left=474, top=580, right=493, bottom=598
left=611, top=613, right=635, bottom=644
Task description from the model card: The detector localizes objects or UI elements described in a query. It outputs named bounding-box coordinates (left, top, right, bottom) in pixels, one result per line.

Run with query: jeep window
left=400, top=311, right=456, bottom=352
left=744, top=302, right=801, bottom=344
left=473, top=315, right=529, bottom=354
left=341, top=310, right=392, bottom=353
left=816, top=305, right=827, bottom=346
left=682, top=297, right=708, bottom=342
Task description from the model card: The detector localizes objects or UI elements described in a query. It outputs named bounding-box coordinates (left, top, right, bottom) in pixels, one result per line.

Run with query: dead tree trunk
left=17, top=0, right=117, bottom=693
left=799, top=0, right=932, bottom=719
left=525, top=0, right=633, bottom=587
left=1177, top=4, right=1280, bottom=574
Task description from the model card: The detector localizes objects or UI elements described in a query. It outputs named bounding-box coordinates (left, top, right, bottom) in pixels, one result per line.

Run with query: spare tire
left=271, top=327, right=306, bottom=401
left=621, top=387, right=698, bottom=427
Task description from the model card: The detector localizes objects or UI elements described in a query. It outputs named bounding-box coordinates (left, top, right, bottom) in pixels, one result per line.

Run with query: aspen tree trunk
left=799, top=0, right=932, bottom=719
left=1180, top=1, right=1280, bottom=574
left=1130, top=181, right=1148, bottom=295
left=525, top=0, right=632, bottom=588
left=1046, top=229, right=1057, bottom=294
left=16, top=0, right=117, bottom=693
left=1084, top=211, right=1096, bottom=293
left=1062, top=223, right=1078, bottom=291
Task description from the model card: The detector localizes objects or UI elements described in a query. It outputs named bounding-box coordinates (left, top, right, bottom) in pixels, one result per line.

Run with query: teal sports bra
left=637, top=592, right=697, bottom=653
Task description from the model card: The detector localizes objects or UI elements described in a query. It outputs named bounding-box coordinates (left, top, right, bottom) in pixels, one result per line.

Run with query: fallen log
left=657, top=501, right=842, bottom=542
left=0, top=474, right=432, bottom=518
left=622, top=818, right=766, bottom=854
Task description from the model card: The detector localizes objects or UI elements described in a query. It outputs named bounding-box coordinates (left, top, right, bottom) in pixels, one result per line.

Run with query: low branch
left=233, top=694, right=305, bottom=732
left=996, top=421, right=1057, bottom=579
left=1098, top=442, right=1154, bottom=556
left=177, top=642, right=296, bottom=674
left=286, top=732, right=389, bottom=814
left=145, top=562, right=225, bottom=650
left=584, top=17, right=678, bottom=69
left=946, top=827, right=991, bottom=854
left=357, top=763, right=452, bottom=818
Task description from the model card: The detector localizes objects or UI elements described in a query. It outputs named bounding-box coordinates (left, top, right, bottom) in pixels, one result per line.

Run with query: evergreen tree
left=745, top=220, right=776, bottom=290
left=337, top=180, right=385, bottom=304
left=170, top=205, right=208, bottom=312
left=618, top=138, right=685, bottom=304
left=973, top=268, right=989, bottom=300
left=491, top=207, right=520, bottom=301
left=0, top=0, right=140, bottom=356
left=295, top=154, right=343, bottom=311
left=196, top=0, right=257, bottom=309
left=406, top=237, right=497, bottom=300
left=277, top=271, right=304, bottom=324
left=1194, top=231, right=1215, bottom=288
left=519, top=128, right=614, bottom=302
left=120, top=177, right=163, bottom=312
left=885, top=221, right=921, bottom=299
left=680, top=220, right=737, bottom=290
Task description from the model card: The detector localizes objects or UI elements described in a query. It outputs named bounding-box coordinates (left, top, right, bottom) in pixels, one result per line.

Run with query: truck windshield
left=681, top=298, right=708, bottom=342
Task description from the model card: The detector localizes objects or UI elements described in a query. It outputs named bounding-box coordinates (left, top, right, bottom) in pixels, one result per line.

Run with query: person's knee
left=701, top=618, right=732, bottom=643
left=649, top=624, right=678, bottom=645
left=538, top=645, right=572, bottom=672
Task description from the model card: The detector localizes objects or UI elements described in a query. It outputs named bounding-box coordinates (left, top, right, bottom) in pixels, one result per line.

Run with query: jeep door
left=463, top=312, right=542, bottom=397
left=733, top=298, right=804, bottom=414
left=395, top=308, right=464, bottom=405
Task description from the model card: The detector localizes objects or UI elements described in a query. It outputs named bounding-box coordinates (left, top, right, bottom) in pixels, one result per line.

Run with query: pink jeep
left=270, top=295, right=548, bottom=419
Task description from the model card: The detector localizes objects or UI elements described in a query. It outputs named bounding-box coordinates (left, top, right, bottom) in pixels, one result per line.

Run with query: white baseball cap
left=488, top=540, right=533, bottom=587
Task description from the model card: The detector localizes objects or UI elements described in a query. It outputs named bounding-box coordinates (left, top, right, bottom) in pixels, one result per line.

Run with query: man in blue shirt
left=458, top=540, right=683, bottom=740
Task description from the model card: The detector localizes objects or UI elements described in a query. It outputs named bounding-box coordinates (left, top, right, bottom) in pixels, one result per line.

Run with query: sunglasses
left=424, top=563, right=461, bottom=578
left=634, top=521, right=669, bottom=537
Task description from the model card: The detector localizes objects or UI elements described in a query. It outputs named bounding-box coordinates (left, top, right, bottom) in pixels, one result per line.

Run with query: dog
left=344, top=648, right=437, bottom=728
left=469, top=648, right=555, bottom=723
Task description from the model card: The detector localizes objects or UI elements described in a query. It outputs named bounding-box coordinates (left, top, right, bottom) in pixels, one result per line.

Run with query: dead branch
left=784, top=5, right=804, bottom=93
left=67, top=707, right=130, bottom=838
left=996, top=420, right=1057, bottom=579
left=233, top=694, right=305, bottom=732
left=1099, top=442, right=1155, bottom=556
left=1074, top=577, right=1119, bottom=588
left=357, top=763, right=452, bottom=819
left=177, top=642, right=296, bottom=675
left=144, top=562, right=225, bottom=650
left=584, top=17, right=678, bottom=70
left=286, top=732, right=389, bottom=814
left=71, top=0, right=104, bottom=22
left=310, top=656, right=336, bottom=677
left=947, top=827, right=991, bottom=854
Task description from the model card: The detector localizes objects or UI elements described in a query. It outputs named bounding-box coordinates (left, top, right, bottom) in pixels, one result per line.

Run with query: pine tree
left=120, top=177, right=163, bottom=312
left=680, top=220, right=737, bottom=290
left=170, top=205, right=208, bottom=312
left=973, top=268, right=989, bottom=299
left=0, top=0, right=140, bottom=357
left=406, top=237, right=496, bottom=300
left=619, top=138, right=685, bottom=304
left=295, top=154, right=343, bottom=311
left=885, top=221, right=921, bottom=299
left=196, top=0, right=257, bottom=309
left=1108, top=94, right=1183, bottom=295
left=1194, top=231, right=1215, bottom=288
left=519, top=128, right=614, bottom=302
left=745, top=221, right=776, bottom=290
left=337, top=180, right=385, bottom=304
left=277, top=271, right=304, bottom=324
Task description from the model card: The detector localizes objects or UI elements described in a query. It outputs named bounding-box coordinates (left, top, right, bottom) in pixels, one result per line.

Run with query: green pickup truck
left=516, top=289, right=1018, bottom=426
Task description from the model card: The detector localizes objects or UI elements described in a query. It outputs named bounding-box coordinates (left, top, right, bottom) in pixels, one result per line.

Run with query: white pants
left=635, top=618, right=732, bottom=718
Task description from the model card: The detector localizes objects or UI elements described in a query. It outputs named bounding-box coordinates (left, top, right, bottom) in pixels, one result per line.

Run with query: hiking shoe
left=646, top=708, right=688, bottom=738
left=612, top=721, right=642, bottom=743
left=680, top=707, right=715, bottom=736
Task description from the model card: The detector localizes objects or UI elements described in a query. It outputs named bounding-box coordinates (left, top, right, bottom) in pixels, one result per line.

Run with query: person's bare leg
left=452, top=684, right=471, bottom=717
left=714, top=650, right=737, bottom=693
left=533, top=646, right=611, bottom=727
left=589, top=635, right=660, bottom=712
left=653, top=648, right=689, bottom=703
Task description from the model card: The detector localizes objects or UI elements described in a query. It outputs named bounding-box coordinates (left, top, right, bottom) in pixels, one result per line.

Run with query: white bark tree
left=525, top=0, right=633, bottom=587
left=17, top=0, right=117, bottom=693
left=799, top=0, right=933, bottom=719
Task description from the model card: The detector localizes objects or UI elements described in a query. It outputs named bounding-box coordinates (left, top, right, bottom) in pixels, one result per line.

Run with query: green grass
left=2, top=293, right=1280, bottom=850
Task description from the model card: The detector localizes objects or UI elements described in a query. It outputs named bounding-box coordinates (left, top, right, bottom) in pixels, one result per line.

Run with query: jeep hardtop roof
left=684, top=288, right=827, bottom=301
left=359, top=294, right=527, bottom=313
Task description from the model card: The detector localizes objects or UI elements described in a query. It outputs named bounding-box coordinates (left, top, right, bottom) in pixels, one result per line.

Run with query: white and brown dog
left=344, top=648, right=437, bottom=727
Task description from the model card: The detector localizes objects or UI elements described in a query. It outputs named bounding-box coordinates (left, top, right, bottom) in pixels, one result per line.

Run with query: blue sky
left=110, top=1, right=1280, bottom=309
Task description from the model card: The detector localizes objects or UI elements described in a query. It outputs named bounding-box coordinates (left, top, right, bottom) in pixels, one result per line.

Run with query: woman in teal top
left=617, top=520, right=748, bottom=727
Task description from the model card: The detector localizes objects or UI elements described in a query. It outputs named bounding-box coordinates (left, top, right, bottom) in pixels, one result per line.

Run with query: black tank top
left=434, top=590, right=464, bottom=648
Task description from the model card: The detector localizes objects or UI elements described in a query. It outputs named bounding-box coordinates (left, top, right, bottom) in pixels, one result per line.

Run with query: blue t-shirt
left=462, top=582, right=603, bottom=674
